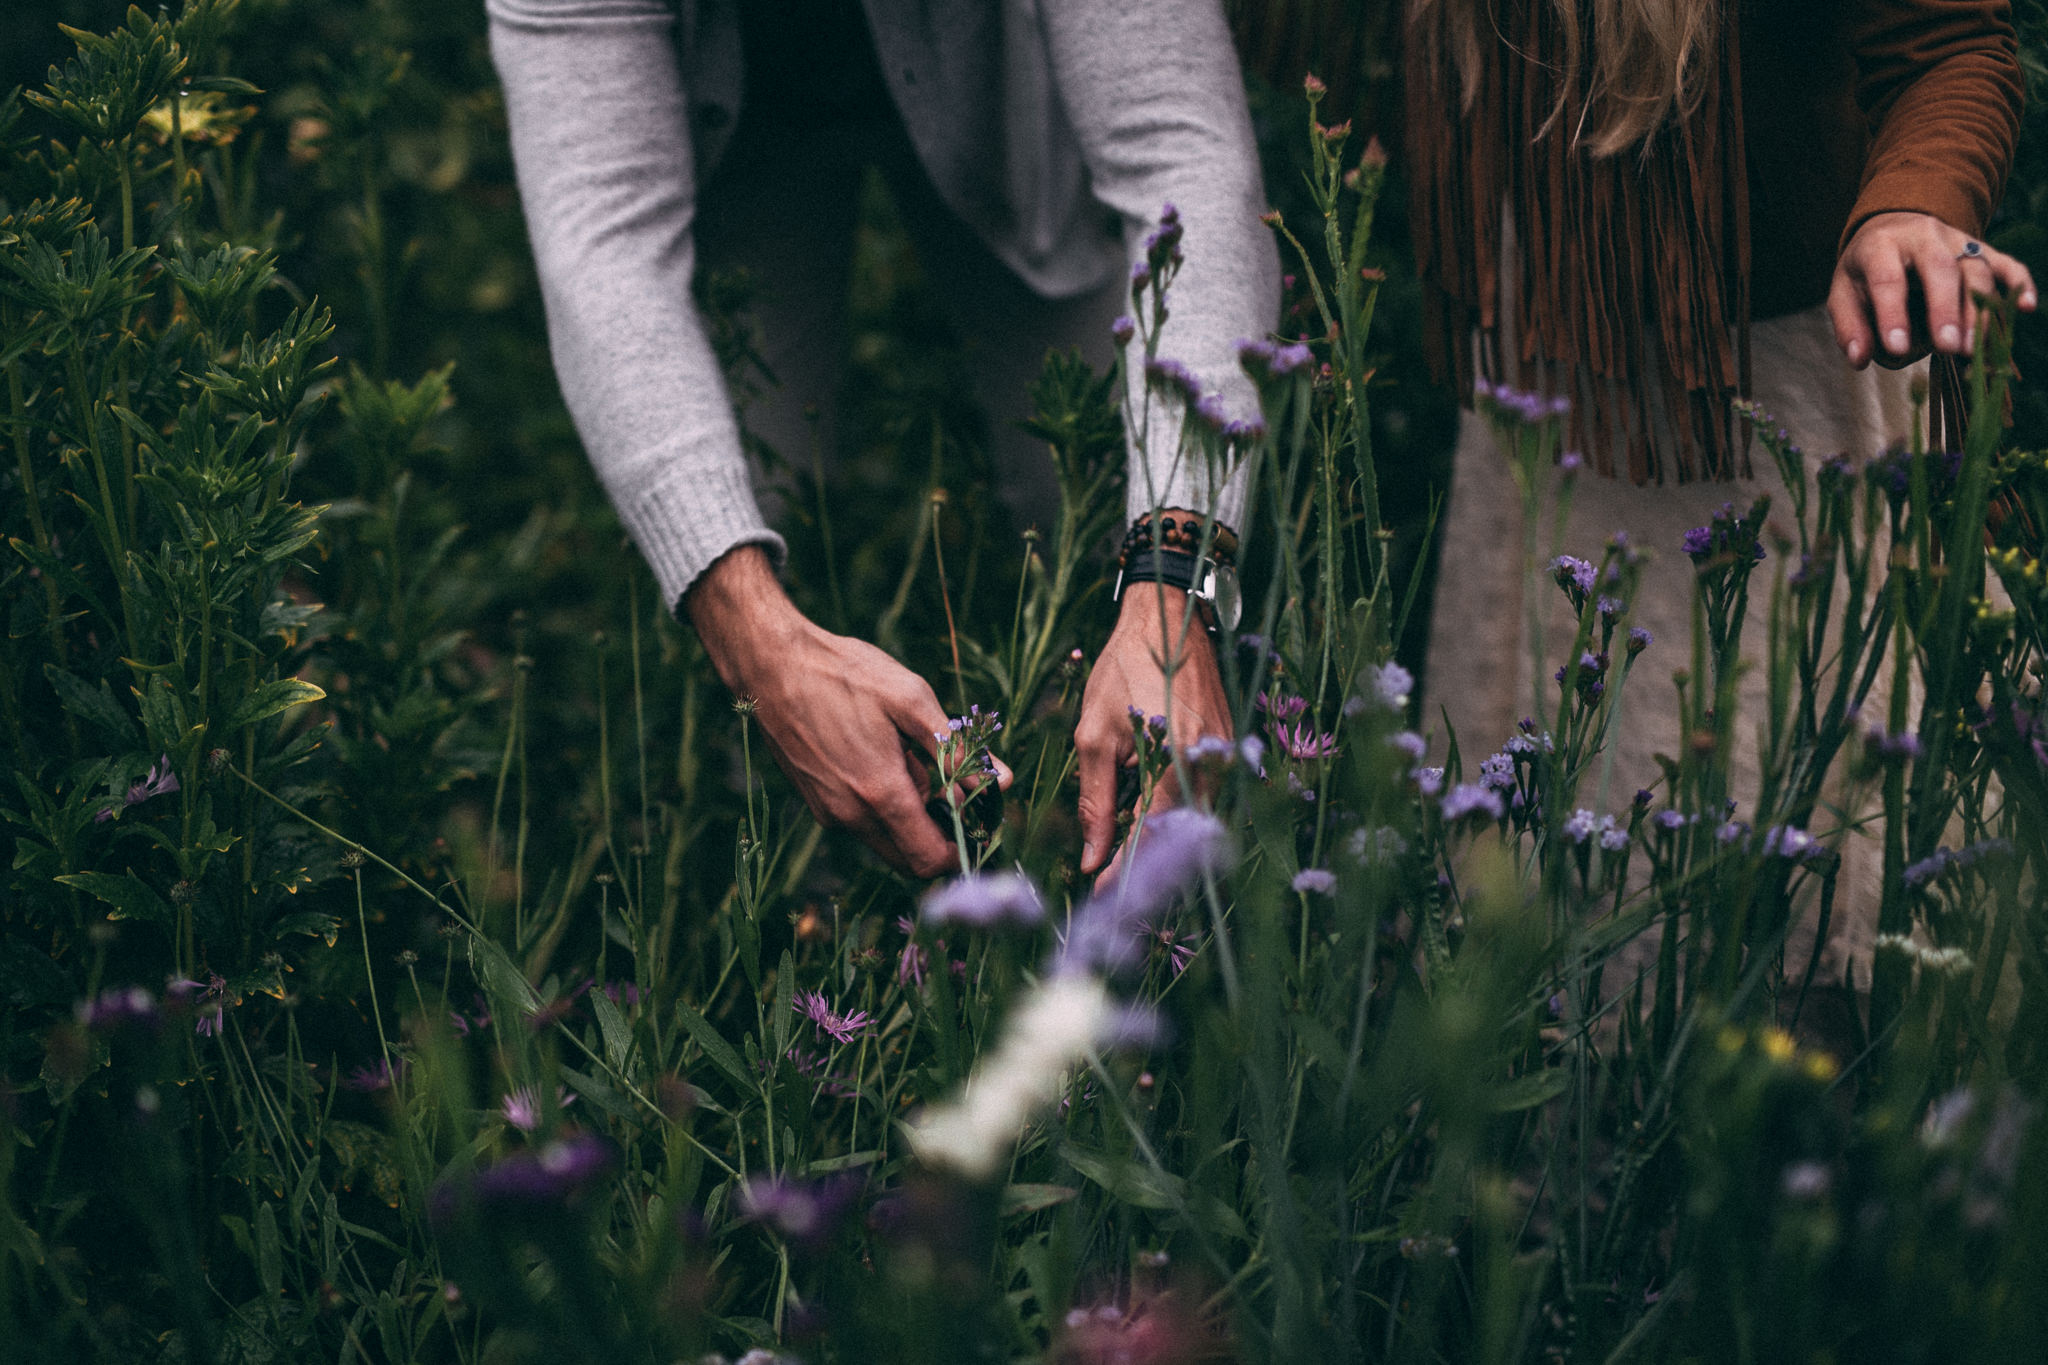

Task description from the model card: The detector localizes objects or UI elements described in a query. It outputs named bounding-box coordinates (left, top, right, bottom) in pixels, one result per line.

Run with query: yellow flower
left=1761, top=1027, right=1796, bottom=1064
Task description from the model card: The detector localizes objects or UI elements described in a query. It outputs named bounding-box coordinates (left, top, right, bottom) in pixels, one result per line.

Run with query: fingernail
left=1886, top=328, right=1909, bottom=353
left=1846, top=339, right=1864, bottom=365
left=2025, top=290, right=2038, bottom=310
left=1083, top=841, right=1098, bottom=868
left=1938, top=324, right=1960, bottom=350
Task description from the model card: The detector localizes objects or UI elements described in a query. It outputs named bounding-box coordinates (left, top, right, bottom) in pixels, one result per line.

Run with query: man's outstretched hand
left=1075, top=580, right=1232, bottom=880
left=685, top=545, right=1008, bottom=879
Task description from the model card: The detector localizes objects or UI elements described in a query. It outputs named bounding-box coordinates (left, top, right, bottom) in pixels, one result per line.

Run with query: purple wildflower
left=1060, top=808, right=1232, bottom=974
left=1652, top=809, right=1690, bottom=833
left=1559, top=450, right=1585, bottom=473
left=1111, top=314, right=1136, bottom=347
left=1414, top=766, right=1446, bottom=796
left=1193, top=393, right=1230, bottom=431
left=1478, top=751, right=1515, bottom=790
left=1561, top=809, right=1597, bottom=845
left=501, top=1084, right=575, bottom=1132
left=1598, top=818, right=1630, bottom=853
left=1386, top=730, right=1428, bottom=763
left=1548, top=555, right=1597, bottom=596
left=96, top=755, right=180, bottom=822
left=344, top=1058, right=405, bottom=1094
left=77, top=986, right=161, bottom=1033
left=1627, top=626, right=1652, bottom=655
left=1362, top=662, right=1415, bottom=711
left=1256, top=691, right=1309, bottom=721
left=1292, top=868, right=1338, bottom=896
left=923, top=870, right=1045, bottom=929
left=1761, top=825, right=1816, bottom=859
left=1223, top=416, right=1267, bottom=443
left=1440, top=783, right=1505, bottom=823
left=1271, top=720, right=1339, bottom=761
left=794, top=991, right=874, bottom=1046
left=738, top=1174, right=864, bottom=1249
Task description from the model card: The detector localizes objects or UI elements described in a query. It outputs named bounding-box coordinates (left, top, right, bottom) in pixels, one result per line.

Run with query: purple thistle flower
left=1627, top=626, right=1653, bottom=655
left=500, top=1084, right=575, bottom=1132
left=1414, top=766, right=1445, bottom=796
left=96, top=755, right=181, bottom=822
left=1440, top=783, right=1505, bottom=823
left=794, top=991, right=874, bottom=1045
left=344, top=1058, right=405, bottom=1094
left=1292, top=868, right=1338, bottom=896
left=922, top=870, right=1045, bottom=929
left=1193, top=394, right=1230, bottom=431
left=1271, top=720, right=1340, bottom=761
left=1256, top=690, right=1309, bottom=721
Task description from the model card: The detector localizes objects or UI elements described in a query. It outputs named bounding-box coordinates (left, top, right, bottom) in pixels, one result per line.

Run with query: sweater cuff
left=625, top=463, right=787, bottom=614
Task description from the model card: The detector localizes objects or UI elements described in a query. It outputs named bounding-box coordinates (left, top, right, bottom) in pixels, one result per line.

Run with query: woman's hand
left=1829, top=210, right=2036, bottom=371
left=1074, top=581, right=1232, bottom=880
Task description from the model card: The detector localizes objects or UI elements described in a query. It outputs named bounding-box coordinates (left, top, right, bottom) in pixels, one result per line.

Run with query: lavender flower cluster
left=1902, top=838, right=2015, bottom=891
left=1681, top=499, right=1770, bottom=565
left=1474, top=377, right=1571, bottom=425
left=1236, top=337, right=1316, bottom=384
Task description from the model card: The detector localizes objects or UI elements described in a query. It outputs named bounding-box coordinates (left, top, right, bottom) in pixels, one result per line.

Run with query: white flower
left=908, top=974, right=1114, bottom=1180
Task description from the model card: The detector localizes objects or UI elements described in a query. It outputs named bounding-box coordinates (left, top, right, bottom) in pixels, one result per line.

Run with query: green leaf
left=675, top=1000, right=752, bottom=1094
left=1000, top=1183, right=1079, bottom=1217
left=1060, top=1141, right=1182, bottom=1210
left=226, top=677, right=325, bottom=732
left=772, top=949, right=796, bottom=1056
left=272, top=911, right=341, bottom=947
left=591, top=987, right=633, bottom=1075
left=1488, top=1068, right=1572, bottom=1113
left=42, top=665, right=138, bottom=747
left=255, top=1201, right=281, bottom=1302
left=55, top=870, right=172, bottom=924
left=467, top=932, right=541, bottom=1018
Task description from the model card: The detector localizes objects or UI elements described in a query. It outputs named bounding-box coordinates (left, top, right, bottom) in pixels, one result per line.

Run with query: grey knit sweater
left=487, top=0, right=1279, bottom=611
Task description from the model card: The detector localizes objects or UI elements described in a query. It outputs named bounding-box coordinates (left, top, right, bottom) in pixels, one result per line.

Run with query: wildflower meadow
left=4, top=4, right=2048, bottom=1363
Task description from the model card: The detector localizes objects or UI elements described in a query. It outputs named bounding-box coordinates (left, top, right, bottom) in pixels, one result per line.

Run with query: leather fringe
left=1407, top=0, right=1752, bottom=483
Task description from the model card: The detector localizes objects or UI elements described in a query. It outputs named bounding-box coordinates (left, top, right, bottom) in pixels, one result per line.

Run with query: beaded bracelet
left=1116, top=511, right=1239, bottom=570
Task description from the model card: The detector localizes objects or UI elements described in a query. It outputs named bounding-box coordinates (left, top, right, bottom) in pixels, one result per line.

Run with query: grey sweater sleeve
left=1037, top=0, right=1281, bottom=534
left=486, top=0, right=784, bottom=612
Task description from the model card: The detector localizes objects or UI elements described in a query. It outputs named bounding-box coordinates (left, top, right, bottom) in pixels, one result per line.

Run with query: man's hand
left=1075, top=580, right=1232, bottom=878
left=1830, top=210, right=2037, bottom=371
left=685, top=545, right=1005, bottom=879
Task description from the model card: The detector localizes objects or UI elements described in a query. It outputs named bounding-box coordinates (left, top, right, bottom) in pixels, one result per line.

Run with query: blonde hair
left=1412, top=0, right=1721, bottom=157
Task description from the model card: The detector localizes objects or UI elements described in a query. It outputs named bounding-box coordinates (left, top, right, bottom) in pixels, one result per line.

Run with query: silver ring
left=1958, top=241, right=1984, bottom=260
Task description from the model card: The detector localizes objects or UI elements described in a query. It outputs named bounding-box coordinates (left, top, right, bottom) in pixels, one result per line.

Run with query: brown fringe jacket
left=1406, top=1, right=2025, bottom=480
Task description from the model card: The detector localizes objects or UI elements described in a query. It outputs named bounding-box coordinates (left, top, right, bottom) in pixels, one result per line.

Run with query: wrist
left=684, top=544, right=809, bottom=691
